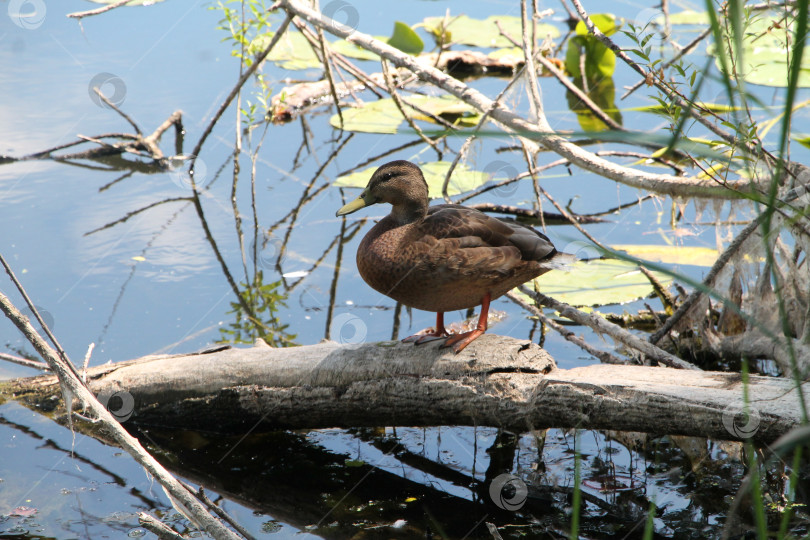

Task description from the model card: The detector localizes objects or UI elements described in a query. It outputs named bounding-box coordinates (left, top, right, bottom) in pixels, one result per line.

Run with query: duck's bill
left=336, top=194, right=372, bottom=216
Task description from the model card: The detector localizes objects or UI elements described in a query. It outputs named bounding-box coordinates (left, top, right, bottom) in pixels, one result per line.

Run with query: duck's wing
left=421, top=205, right=558, bottom=262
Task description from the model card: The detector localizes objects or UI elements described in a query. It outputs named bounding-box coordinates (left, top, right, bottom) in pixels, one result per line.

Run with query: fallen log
left=4, top=335, right=806, bottom=443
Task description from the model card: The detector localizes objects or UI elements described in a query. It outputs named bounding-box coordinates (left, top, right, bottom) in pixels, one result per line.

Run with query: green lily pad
left=611, top=244, right=719, bottom=267
left=329, top=95, right=481, bottom=133
left=252, top=31, right=321, bottom=71
left=334, top=160, right=505, bottom=198
left=332, top=38, right=380, bottom=61
left=525, top=258, right=673, bottom=307
left=711, top=15, right=810, bottom=88
left=667, top=10, right=710, bottom=26
left=331, top=99, right=403, bottom=134
left=329, top=22, right=422, bottom=61
left=576, top=13, right=619, bottom=37
left=421, top=14, right=559, bottom=49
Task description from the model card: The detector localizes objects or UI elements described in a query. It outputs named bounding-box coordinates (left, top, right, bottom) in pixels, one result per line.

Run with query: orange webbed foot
left=439, top=329, right=486, bottom=353
left=402, top=312, right=448, bottom=345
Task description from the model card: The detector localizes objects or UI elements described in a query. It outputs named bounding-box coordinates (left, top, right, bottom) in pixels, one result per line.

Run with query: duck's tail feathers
left=540, top=252, right=577, bottom=271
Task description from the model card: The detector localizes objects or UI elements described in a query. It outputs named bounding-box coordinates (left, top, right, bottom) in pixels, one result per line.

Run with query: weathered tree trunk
left=4, top=335, right=806, bottom=443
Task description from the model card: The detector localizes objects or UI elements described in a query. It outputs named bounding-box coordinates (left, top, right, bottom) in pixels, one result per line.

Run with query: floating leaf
left=255, top=31, right=321, bottom=71
left=334, top=160, right=502, bottom=197
left=711, top=15, right=810, bottom=88
left=566, top=14, right=617, bottom=79
left=421, top=14, right=558, bottom=49
left=525, top=258, right=672, bottom=307
left=331, top=38, right=379, bottom=61
left=329, top=95, right=480, bottom=133
left=611, top=244, right=719, bottom=267
left=331, top=99, right=403, bottom=134
left=666, top=10, right=710, bottom=26
left=388, top=21, right=424, bottom=55
left=488, top=47, right=524, bottom=61
left=576, top=13, right=619, bottom=37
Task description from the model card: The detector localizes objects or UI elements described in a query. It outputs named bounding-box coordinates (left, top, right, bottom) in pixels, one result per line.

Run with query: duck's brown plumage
left=337, top=160, right=566, bottom=352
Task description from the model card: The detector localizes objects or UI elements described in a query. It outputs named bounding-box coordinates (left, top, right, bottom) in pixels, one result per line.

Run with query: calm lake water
left=1, top=0, right=807, bottom=538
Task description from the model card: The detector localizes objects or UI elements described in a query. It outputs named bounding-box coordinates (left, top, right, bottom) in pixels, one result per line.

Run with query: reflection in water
left=217, top=270, right=297, bottom=347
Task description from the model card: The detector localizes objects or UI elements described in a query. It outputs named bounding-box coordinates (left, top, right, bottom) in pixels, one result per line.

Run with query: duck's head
left=336, top=160, right=429, bottom=224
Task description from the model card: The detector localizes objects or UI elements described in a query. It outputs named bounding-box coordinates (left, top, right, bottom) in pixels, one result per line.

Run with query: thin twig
left=440, top=64, right=526, bottom=202
left=0, top=352, right=50, bottom=371
left=92, top=87, right=141, bottom=135
left=189, top=15, right=293, bottom=169
left=649, top=214, right=764, bottom=344
left=519, top=285, right=701, bottom=370
left=0, top=254, right=78, bottom=379
left=0, top=287, right=239, bottom=538
left=506, top=291, right=629, bottom=364
left=67, top=0, right=132, bottom=20
left=381, top=59, right=442, bottom=158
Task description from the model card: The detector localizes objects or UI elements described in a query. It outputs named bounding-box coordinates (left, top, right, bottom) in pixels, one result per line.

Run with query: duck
left=336, top=160, right=569, bottom=353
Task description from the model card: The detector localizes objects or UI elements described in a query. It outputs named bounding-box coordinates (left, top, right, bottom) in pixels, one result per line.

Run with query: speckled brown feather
left=350, top=161, right=562, bottom=313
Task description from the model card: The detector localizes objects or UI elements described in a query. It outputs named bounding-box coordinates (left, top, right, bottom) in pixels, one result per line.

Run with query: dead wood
left=5, top=335, right=806, bottom=444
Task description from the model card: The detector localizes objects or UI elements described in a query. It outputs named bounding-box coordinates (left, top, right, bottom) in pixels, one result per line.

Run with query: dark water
left=1, top=0, right=807, bottom=538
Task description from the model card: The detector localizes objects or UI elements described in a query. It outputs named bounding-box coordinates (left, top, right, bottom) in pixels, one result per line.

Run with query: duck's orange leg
left=441, top=293, right=491, bottom=353
left=402, top=312, right=449, bottom=344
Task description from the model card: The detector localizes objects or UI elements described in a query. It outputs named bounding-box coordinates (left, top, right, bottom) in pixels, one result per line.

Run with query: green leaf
left=332, top=38, right=379, bottom=61
left=611, top=244, right=719, bottom=267
left=329, top=95, right=480, bottom=133
left=330, top=99, right=403, bottom=134
left=387, top=21, right=424, bottom=55
left=334, top=160, right=503, bottom=198
left=421, top=14, right=559, bottom=48
left=525, top=258, right=672, bottom=307
left=576, top=13, right=619, bottom=37
left=258, top=31, right=321, bottom=70
left=667, top=10, right=709, bottom=26
left=710, top=15, right=810, bottom=88
left=565, top=35, right=616, bottom=79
